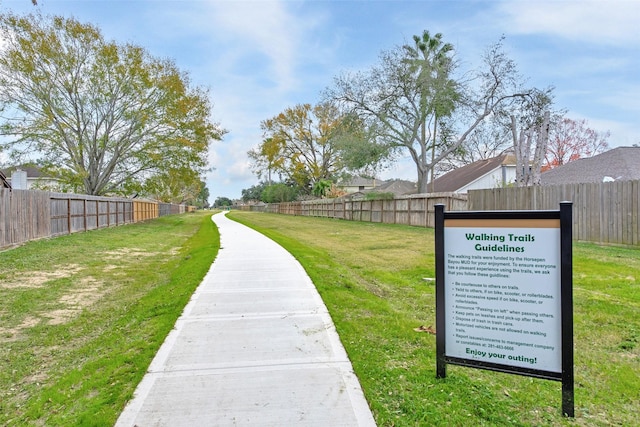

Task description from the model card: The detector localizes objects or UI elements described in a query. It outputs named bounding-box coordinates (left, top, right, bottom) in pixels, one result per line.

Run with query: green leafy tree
left=142, top=168, right=203, bottom=204
left=331, top=114, right=391, bottom=178
left=241, top=182, right=269, bottom=202
left=195, top=182, right=210, bottom=209
left=247, top=138, right=283, bottom=186
left=261, top=183, right=299, bottom=203
left=312, top=179, right=332, bottom=198
left=403, top=31, right=460, bottom=190
left=0, top=13, right=225, bottom=195
left=326, top=34, right=533, bottom=193
left=250, top=102, right=357, bottom=194
left=213, top=196, right=232, bottom=208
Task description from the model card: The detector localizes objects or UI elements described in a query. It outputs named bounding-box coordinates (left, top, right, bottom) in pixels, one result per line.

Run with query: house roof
left=430, top=154, right=515, bottom=193
left=1, top=165, right=47, bottom=178
left=372, top=179, right=417, bottom=195
left=541, top=146, right=640, bottom=185
left=338, top=176, right=385, bottom=188
left=341, top=179, right=417, bottom=199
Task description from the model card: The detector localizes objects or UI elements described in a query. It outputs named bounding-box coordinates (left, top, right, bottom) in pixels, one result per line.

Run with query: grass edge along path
left=228, top=211, right=640, bottom=427
left=0, top=211, right=219, bottom=426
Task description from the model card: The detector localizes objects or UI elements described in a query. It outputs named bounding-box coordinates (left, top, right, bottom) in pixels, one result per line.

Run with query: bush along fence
left=0, top=188, right=195, bottom=250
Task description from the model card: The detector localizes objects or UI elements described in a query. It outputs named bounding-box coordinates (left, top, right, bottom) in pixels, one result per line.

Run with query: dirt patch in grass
left=102, top=248, right=165, bottom=260
left=0, top=316, right=41, bottom=342
left=1, top=273, right=108, bottom=343
left=44, top=277, right=106, bottom=325
left=0, top=264, right=83, bottom=289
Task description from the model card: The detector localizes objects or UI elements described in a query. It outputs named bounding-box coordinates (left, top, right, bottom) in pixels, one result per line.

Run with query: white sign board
left=443, top=218, right=562, bottom=373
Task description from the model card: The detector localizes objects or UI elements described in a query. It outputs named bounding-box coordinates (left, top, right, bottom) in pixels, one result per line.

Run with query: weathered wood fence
left=262, top=193, right=468, bottom=228
left=0, top=188, right=194, bottom=249
left=249, top=181, right=639, bottom=246
left=468, top=180, right=640, bottom=246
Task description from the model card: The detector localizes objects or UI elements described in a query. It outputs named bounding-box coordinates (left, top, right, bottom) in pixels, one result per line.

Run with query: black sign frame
left=435, top=202, right=574, bottom=417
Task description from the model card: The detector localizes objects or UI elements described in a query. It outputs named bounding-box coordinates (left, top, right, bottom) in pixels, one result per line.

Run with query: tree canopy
left=326, top=34, right=536, bottom=193
left=0, top=13, right=225, bottom=195
left=249, top=102, right=356, bottom=193
left=543, top=117, right=610, bottom=170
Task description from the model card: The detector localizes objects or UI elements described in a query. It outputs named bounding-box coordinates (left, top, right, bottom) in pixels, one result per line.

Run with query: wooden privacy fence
left=0, top=188, right=194, bottom=249
left=158, top=202, right=194, bottom=216
left=264, top=193, right=468, bottom=228
left=256, top=181, right=639, bottom=246
left=468, top=180, right=640, bottom=246
left=50, top=193, right=134, bottom=236
left=1, top=188, right=50, bottom=248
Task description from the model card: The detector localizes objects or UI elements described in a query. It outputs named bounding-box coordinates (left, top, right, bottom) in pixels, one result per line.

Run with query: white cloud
left=498, top=0, right=640, bottom=45
left=204, top=1, right=319, bottom=94
left=227, top=158, right=253, bottom=181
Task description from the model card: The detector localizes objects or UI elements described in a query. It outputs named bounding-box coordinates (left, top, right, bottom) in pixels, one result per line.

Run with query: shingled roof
left=1, top=165, right=47, bottom=178
left=430, top=153, right=515, bottom=193
left=541, top=146, right=640, bottom=185
left=372, top=179, right=417, bottom=195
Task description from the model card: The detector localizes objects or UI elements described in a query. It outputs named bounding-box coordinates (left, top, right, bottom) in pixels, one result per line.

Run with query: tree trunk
left=512, top=111, right=550, bottom=187
left=417, top=165, right=429, bottom=193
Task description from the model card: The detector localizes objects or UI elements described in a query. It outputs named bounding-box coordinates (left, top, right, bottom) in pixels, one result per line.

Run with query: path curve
left=115, top=212, right=376, bottom=426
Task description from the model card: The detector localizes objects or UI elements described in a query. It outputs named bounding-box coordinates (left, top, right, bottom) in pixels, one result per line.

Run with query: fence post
left=394, top=198, right=397, bottom=224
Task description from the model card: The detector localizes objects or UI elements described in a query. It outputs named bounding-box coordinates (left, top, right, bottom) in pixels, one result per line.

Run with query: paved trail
left=115, top=212, right=376, bottom=426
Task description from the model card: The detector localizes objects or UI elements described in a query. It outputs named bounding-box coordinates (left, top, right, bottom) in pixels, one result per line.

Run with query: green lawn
left=1, top=210, right=638, bottom=426
left=0, top=211, right=219, bottom=426
left=229, top=211, right=640, bottom=427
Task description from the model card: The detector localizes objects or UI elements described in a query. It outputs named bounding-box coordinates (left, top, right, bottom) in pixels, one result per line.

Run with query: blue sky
left=3, top=0, right=639, bottom=201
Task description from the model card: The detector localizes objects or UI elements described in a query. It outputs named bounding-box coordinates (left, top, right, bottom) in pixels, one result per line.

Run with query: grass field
left=1, top=210, right=638, bottom=426
left=0, top=211, right=219, bottom=426
left=229, top=211, right=640, bottom=427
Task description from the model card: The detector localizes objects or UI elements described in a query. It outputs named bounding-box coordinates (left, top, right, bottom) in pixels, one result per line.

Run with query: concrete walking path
left=115, top=212, right=376, bottom=426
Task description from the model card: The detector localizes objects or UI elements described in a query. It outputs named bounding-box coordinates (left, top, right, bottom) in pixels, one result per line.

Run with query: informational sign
left=434, top=204, right=574, bottom=417
left=444, top=219, right=561, bottom=373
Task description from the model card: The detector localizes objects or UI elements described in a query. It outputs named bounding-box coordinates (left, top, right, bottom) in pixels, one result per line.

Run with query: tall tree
left=512, top=110, right=550, bottom=186
left=0, top=13, right=225, bottom=195
left=250, top=102, right=353, bottom=193
left=326, top=34, right=532, bottom=193
left=403, top=31, right=459, bottom=191
left=543, top=118, right=610, bottom=171
left=507, top=89, right=556, bottom=186
left=247, top=137, right=283, bottom=186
